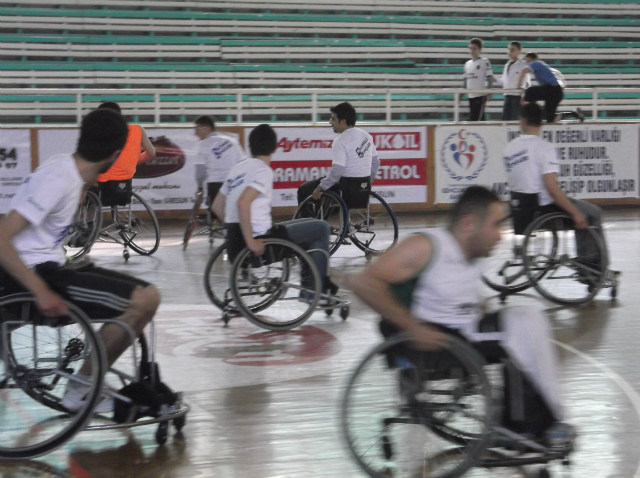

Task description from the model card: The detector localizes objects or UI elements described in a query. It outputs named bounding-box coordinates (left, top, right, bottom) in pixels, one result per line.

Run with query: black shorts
left=98, top=179, right=133, bottom=207
left=0, top=262, right=150, bottom=319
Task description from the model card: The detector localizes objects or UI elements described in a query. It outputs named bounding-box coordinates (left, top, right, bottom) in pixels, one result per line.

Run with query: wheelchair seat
left=97, top=179, right=133, bottom=208
left=510, top=191, right=564, bottom=235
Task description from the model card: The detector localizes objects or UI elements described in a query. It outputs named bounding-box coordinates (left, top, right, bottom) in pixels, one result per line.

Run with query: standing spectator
left=494, top=41, right=530, bottom=121
left=463, top=38, right=494, bottom=121
left=518, top=53, right=584, bottom=123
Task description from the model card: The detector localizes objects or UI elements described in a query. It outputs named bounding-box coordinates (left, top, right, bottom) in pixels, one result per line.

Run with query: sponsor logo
left=370, top=132, right=421, bottom=151
left=440, top=129, right=488, bottom=181
left=134, top=136, right=185, bottom=179
left=276, top=137, right=333, bottom=153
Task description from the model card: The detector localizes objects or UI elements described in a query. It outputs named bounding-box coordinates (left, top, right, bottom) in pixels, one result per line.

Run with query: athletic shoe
left=574, top=108, right=585, bottom=123
left=298, top=291, right=330, bottom=306
left=544, top=422, right=576, bottom=449
left=62, top=376, right=113, bottom=414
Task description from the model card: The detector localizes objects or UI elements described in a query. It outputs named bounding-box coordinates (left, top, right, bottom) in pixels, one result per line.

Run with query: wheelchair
left=203, top=228, right=350, bottom=331
left=0, top=293, right=188, bottom=459
left=63, top=190, right=104, bottom=262
left=182, top=189, right=225, bottom=251
left=293, top=177, right=399, bottom=260
left=341, top=332, right=574, bottom=478
left=482, top=193, right=618, bottom=306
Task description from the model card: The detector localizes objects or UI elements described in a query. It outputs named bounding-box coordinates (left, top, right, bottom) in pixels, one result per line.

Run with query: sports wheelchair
left=63, top=183, right=161, bottom=262
left=0, top=293, right=188, bottom=459
left=182, top=189, right=225, bottom=251
left=294, top=177, right=399, bottom=260
left=482, top=193, right=618, bottom=305
left=341, top=332, right=574, bottom=478
left=203, top=226, right=350, bottom=331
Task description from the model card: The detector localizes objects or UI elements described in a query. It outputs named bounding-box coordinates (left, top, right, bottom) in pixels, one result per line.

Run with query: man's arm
left=370, top=154, right=380, bottom=183
left=0, top=211, right=69, bottom=315
left=138, top=127, right=156, bottom=162
left=237, top=186, right=266, bottom=255
left=543, top=173, right=588, bottom=228
left=351, top=234, right=448, bottom=349
left=518, top=66, right=532, bottom=89
left=211, top=190, right=226, bottom=222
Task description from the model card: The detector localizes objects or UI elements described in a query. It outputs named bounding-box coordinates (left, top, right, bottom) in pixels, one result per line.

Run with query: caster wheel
left=222, top=312, right=230, bottom=325
left=611, top=286, right=617, bottom=299
left=382, top=435, right=393, bottom=460
left=538, top=468, right=551, bottom=478
left=499, top=292, right=507, bottom=303
left=588, top=284, right=595, bottom=294
left=156, top=421, right=168, bottom=445
left=123, top=250, right=130, bottom=262
left=340, top=306, right=349, bottom=321
left=325, top=308, right=334, bottom=316
left=174, top=415, right=186, bottom=432
left=365, top=252, right=372, bottom=261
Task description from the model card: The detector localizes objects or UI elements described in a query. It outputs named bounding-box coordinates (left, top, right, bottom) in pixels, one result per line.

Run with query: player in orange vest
left=96, top=102, right=156, bottom=206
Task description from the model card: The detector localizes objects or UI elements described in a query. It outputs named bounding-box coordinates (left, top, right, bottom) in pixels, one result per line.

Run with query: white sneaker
left=62, top=376, right=114, bottom=414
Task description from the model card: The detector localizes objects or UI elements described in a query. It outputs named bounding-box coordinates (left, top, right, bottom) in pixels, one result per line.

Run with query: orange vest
left=97, top=124, right=143, bottom=182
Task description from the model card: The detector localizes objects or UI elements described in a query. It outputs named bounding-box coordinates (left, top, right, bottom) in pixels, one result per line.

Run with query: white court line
left=554, top=339, right=640, bottom=478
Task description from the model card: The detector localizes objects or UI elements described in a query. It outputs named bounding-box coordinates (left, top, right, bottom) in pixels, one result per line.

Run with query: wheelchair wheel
left=522, top=212, right=606, bottom=305
left=183, top=191, right=205, bottom=251
left=203, top=243, right=237, bottom=312
left=230, top=239, right=322, bottom=331
left=293, top=191, right=348, bottom=255
left=63, top=191, right=103, bottom=262
left=0, top=294, right=106, bottom=459
left=349, top=191, right=399, bottom=256
left=341, top=333, right=493, bottom=478
left=115, top=192, right=161, bottom=256
left=481, top=224, right=531, bottom=296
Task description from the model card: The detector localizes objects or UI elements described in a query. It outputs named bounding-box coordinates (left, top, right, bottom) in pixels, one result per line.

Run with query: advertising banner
left=38, top=128, right=241, bottom=210
left=0, top=130, right=31, bottom=214
left=245, top=126, right=428, bottom=207
left=435, top=124, right=639, bottom=204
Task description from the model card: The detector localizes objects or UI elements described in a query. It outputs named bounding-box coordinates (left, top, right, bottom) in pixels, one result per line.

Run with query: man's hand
left=572, top=211, right=588, bottom=229
left=409, top=322, right=449, bottom=351
left=35, top=288, right=69, bottom=317
left=247, top=238, right=267, bottom=256
left=311, top=187, right=323, bottom=201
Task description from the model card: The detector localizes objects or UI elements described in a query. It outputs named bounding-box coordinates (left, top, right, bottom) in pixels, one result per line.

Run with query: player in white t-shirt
left=492, top=41, right=530, bottom=121
left=351, top=186, right=575, bottom=445
left=213, top=124, right=337, bottom=300
left=463, top=38, right=494, bottom=121
left=193, top=115, right=245, bottom=212
left=503, top=102, right=610, bottom=270
left=296, top=102, right=380, bottom=204
left=0, top=109, right=161, bottom=413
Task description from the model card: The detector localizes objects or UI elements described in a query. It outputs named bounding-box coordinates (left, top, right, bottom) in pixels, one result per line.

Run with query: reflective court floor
left=2, top=208, right=640, bottom=478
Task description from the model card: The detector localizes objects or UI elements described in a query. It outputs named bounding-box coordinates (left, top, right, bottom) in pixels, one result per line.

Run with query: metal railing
left=1, top=87, right=639, bottom=125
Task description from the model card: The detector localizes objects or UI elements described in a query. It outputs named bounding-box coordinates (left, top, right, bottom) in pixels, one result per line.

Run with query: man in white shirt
left=193, top=115, right=244, bottom=212
left=463, top=38, right=494, bottom=121
left=503, top=102, right=609, bottom=270
left=0, top=109, right=161, bottom=413
left=351, top=185, right=574, bottom=444
left=296, top=102, right=380, bottom=205
left=213, top=124, right=337, bottom=299
left=493, top=41, right=530, bottom=121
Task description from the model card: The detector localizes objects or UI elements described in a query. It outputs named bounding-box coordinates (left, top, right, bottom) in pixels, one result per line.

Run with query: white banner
left=0, top=130, right=31, bottom=214
left=246, top=126, right=428, bottom=207
left=435, top=124, right=640, bottom=204
left=38, top=128, right=240, bottom=210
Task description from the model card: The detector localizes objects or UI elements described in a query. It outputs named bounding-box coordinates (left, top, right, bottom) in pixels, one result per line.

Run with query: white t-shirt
left=10, top=154, right=84, bottom=267
left=463, top=57, right=493, bottom=99
left=221, top=157, right=273, bottom=236
left=498, top=58, right=531, bottom=95
left=195, top=132, right=245, bottom=183
left=331, top=127, right=378, bottom=178
left=411, top=228, right=483, bottom=328
left=503, top=134, right=560, bottom=206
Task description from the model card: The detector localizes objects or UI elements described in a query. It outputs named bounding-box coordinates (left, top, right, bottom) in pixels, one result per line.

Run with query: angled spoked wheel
left=293, top=191, right=348, bottom=255
left=63, top=190, right=103, bottom=262
left=349, top=191, right=399, bottom=256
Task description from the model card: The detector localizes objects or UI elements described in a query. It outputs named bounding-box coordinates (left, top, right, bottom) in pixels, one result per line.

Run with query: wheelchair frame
left=483, top=211, right=618, bottom=305
left=0, top=293, right=188, bottom=459
left=341, top=333, right=573, bottom=478
left=293, top=190, right=399, bottom=260
left=203, top=238, right=350, bottom=331
left=182, top=189, right=225, bottom=251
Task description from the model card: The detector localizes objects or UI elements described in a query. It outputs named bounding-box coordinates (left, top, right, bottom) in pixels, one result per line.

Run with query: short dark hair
left=449, top=185, right=500, bottom=225
left=98, top=101, right=122, bottom=114
left=509, top=41, right=522, bottom=50
left=195, top=115, right=215, bottom=130
left=469, top=38, right=483, bottom=49
left=525, top=52, right=538, bottom=61
left=249, top=124, right=277, bottom=157
left=520, top=102, right=543, bottom=127
left=76, top=109, right=129, bottom=163
left=330, top=102, right=357, bottom=127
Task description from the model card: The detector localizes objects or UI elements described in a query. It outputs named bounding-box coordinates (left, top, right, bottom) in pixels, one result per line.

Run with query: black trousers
left=524, top=85, right=564, bottom=123
left=468, top=96, right=487, bottom=121
left=502, top=95, right=521, bottom=121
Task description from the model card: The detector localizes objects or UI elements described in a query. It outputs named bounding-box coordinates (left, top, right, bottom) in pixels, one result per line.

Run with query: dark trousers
left=502, top=95, right=521, bottom=121
left=524, top=85, right=564, bottom=123
left=468, top=96, right=487, bottom=121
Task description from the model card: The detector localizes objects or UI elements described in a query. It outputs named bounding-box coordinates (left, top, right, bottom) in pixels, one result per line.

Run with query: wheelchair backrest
left=98, top=179, right=133, bottom=208
left=339, top=176, right=371, bottom=210
left=510, top=192, right=541, bottom=235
